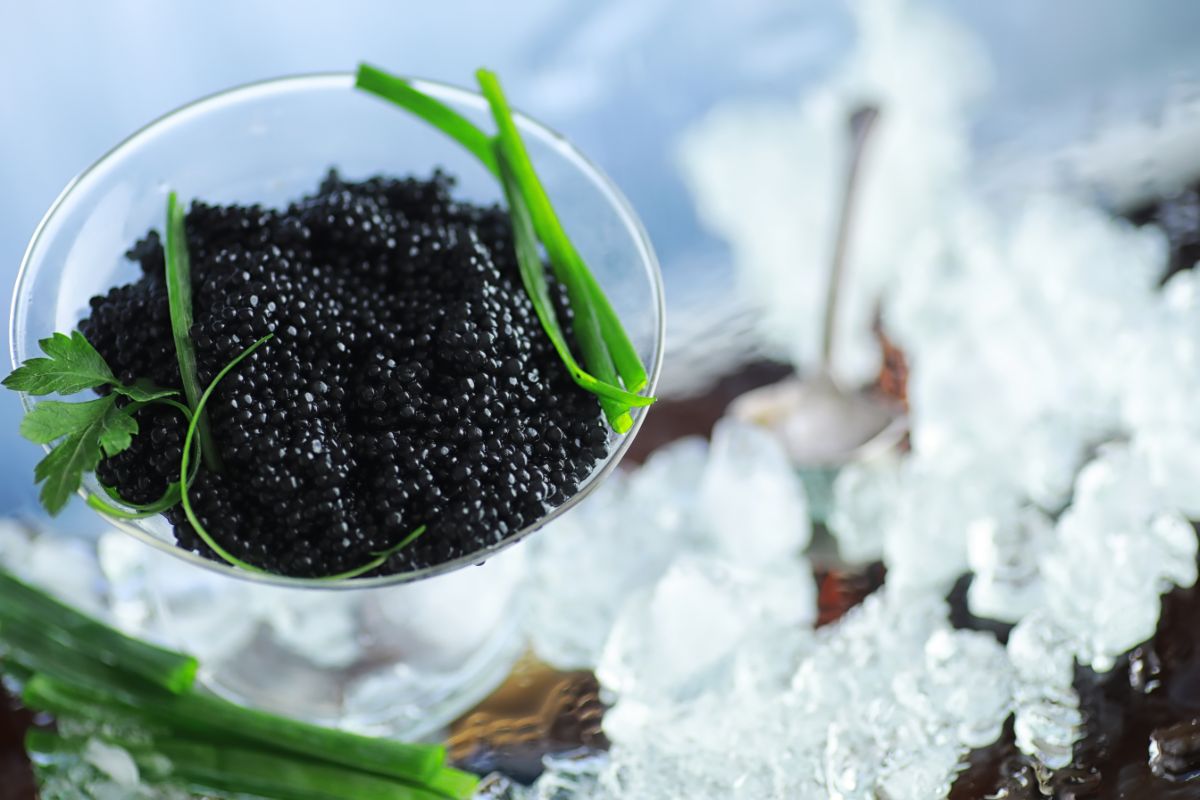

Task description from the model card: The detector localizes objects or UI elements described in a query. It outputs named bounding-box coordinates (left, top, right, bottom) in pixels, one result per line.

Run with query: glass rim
left=10, top=70, right=666, bottom=591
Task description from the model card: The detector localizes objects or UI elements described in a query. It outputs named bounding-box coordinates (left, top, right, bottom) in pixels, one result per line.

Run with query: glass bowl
left=9, top=72, right=665, bottom=590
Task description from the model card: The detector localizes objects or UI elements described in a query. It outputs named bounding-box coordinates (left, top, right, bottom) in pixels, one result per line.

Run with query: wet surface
left=943, top=572, right=1200, bottom=799
left=447, top=656, right=608, bottom=785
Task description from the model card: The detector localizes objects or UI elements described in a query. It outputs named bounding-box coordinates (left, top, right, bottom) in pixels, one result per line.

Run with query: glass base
left=99, top=533, right=527, bottom=739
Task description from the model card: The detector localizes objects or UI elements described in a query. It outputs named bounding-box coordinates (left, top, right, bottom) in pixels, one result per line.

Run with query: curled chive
left=88, top=397, right=198, bottom=520
left=178, top=334, right=424, bottom=579
left=179, top=334, right=273, bottom=573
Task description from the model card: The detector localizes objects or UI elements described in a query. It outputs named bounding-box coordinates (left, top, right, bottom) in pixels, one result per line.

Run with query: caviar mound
left=82, top=170, right=610, bottom=578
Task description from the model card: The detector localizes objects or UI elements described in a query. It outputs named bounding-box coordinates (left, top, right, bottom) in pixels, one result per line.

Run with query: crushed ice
left=516, top=0, right=1200, bottom=794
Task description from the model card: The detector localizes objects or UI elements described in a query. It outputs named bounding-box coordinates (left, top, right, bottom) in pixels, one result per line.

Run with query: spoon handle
left=820, top=105, right=881, bottom=376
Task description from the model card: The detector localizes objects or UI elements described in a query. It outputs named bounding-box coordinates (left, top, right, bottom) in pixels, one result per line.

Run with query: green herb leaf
left=97, top=405, right=139, bottom=457
left=165, top=192, right=222, bottom=473
left=33, top=430, right=103, bottom=515
left=21, top=394, right=147, bottom=516
left=113, top=379, right=178, bottom=402
left=19, top=396, right=115, bottom=445
left=7, top=329, right=183, bottom=516
left=2, top=331, right=116, bottom=396
left=88, top=398, right=197, bottom=520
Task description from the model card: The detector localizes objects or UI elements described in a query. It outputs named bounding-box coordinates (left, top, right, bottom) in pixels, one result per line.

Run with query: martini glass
left=9, top=73, right=664, bottom=734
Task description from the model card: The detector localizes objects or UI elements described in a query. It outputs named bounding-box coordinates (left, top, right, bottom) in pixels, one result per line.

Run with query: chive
left=476, top=85, right=629, bottom=431
left=0, top=571, right=196, bottom=693
left=87, top=483, right=182, bottom=520
left=27, top=729, right=450, bottom=800
left=580, top=268, right=649, bottom=394
left=180, top=335, right=274, bottom=573
left=424, top=765, right=481, bottom=800
left=498, top=170, right=632, bottom=431
left=498, top=154, right=651, bottom=411
left=178, top=334, right=425, bottom=579
left=355, top=63, right=655, bottom=430
left=314, top=523, right=428, bottom=582
left=25, top=673, right=447, bottom=786
left=355, top=64, right=500, bottom=177
left=156, top=739, right=450, bottom=800
left=474, top=69, right=651, bottom=403
left=88, top=397, right=196, bottom=519
left=165, top=192, right=222, bottom=473
left=2, top=617, right=165, bottom=699
left=9, top=570, right=474, bottom=798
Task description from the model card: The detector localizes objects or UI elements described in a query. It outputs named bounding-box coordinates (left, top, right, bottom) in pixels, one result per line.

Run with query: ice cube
left=534, top=751, right=610, bottom=800
left=823, top=718, right=881, bottom=800
left=1013, top=697, right=1083, bottom=771
left=625, top=436, right=709, bottom=536
left=883, top=457, right=1012, bottom=592
left=259, top=588, right=362, bottom=670
left=1136, top=431, right=1200, bottom=519
left=697, top=419, right=812, bottom=566
left=596, top=555, right=815, bottom=705
left=524, top=471, right=685, bottom=670
left=1039, top=446, right=1198, bottom=671
left=603, top=691, right=823, bottom=800
left=827, top=454, right=901, bottom=564
left=1007, top=611, right=1076, bottom=688
left=1007, top=415, right=1089, bottom=512
left=1008, top=612, right=1082, bottom=771
left=893, top=628, right=1014, bottom=748
left=473, top=773, right=528, bottom=799
left=876, top=735, right=963, bottom=800
left=966, top=505, right=1052, bottom=623
left=83, top=739, right=140, bottom=787
left=792, top=587, right=951, bottom=716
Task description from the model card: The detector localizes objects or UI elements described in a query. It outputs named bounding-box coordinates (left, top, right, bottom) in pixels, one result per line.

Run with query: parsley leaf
left=19, top=396, right=116, bottom=445
left=5, top=329, right=178, bottom=516
left=32, top=428, right=104, bottom=516
left=98, top=406, right=139, bottom=457
left=20, top=395, right=141, bottom=515
left=3, top=331, right=116, bottom=396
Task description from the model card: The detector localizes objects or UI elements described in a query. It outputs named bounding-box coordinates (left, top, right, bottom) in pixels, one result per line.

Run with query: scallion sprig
left=355, top=63, right=656, bottom=433
left=0, top=571, right=197, bottom=693
left=3, top=568, right=476, bottom=799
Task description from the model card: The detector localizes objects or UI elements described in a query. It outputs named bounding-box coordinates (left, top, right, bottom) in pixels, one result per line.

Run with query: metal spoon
left=729, top=105, right=906, bottom=467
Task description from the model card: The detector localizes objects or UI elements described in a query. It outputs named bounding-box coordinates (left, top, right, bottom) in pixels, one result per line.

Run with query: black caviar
left=82, top=171, right=609, bottom=577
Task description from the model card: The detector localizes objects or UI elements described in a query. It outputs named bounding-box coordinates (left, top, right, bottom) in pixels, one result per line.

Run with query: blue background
left=2, top=1, right=1199, bottom=528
